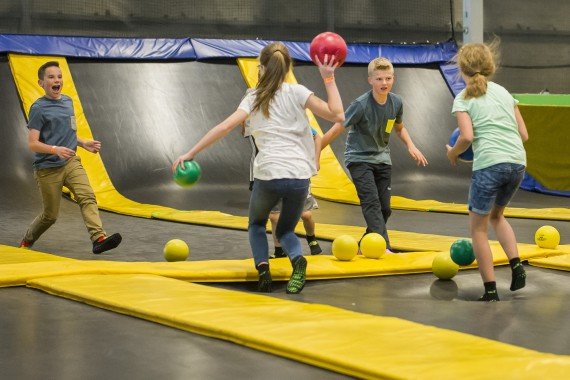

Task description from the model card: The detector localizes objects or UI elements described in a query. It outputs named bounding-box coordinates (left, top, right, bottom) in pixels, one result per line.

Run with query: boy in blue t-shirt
left=20, top=61, right=121, bottom=254
left=321, top=57, right=428, bottom=251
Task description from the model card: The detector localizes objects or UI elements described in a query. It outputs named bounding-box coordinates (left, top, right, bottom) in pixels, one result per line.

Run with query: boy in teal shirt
left=322, top=57, right=428, bottom=251
left=20, top=61, right=122, bottom=254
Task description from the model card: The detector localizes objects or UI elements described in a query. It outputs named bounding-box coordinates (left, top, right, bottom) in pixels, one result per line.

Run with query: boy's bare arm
left=313, top=133, right=322, bottom=170
left=394, top=122, right=428, bottom=166
left=28, top=129, right=75, bottom=158
left=321, top=122, right=344, bottom=150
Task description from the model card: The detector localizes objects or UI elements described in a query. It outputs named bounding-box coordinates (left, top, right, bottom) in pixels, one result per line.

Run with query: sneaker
left=510, top=263, right=527, bottom=291
left=256, top=263, right=272, bottom=293
left=307, top=240, right=322, bottom=255
left=272, top=246, right=287, bottom=258
left=478, top=291, right=500, bottom=302
left=19, top=239, right=33, bottom=249
left=286, top=256, right=307, bottom=294
left=92, top=233, right=122, bottom=254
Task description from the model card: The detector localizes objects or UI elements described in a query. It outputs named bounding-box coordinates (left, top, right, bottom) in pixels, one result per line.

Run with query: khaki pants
left=25, top=156, right=105, bottom=243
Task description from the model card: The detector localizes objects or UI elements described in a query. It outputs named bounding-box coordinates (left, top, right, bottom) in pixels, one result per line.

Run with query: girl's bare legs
left=470, top=211, right=494, bottom=282
left=489, top=205, right=526, bottom=291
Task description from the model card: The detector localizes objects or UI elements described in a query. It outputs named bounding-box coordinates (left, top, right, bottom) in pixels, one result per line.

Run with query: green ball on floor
left=450, top=239, right=475, bottom=266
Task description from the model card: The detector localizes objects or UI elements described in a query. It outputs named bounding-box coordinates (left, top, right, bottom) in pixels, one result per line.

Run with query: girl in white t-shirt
left=173, top=42, right=344, bottom=294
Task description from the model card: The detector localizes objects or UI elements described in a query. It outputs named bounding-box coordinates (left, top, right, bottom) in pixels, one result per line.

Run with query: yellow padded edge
left=1, top=244, right=564, bottom=288
left=529, top=245, right=570, bottom=271
left=236, top=58, right=570, bottom=221
left=0, top=245, right=72, bottom=265
left=28, top=274, right=570, bottom=379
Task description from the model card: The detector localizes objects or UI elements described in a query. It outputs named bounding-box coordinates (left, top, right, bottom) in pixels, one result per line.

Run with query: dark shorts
left=468, top=163, right=525, bottom=215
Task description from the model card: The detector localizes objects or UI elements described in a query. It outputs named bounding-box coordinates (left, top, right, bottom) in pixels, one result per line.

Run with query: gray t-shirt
left=28, top=95, right=78, bottom=170
left=342, top=91, right=403, bottom=165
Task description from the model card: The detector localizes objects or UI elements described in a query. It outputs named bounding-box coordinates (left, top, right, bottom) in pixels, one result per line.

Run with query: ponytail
left=456, top=39, right=500, bottom=99
left=252, top=42, right=291, bottom=118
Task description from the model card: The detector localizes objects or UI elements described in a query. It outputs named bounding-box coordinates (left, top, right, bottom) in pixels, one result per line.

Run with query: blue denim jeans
left=249, top=178, right=309, bottom=266
left=469, top=163, right=525, bottom=215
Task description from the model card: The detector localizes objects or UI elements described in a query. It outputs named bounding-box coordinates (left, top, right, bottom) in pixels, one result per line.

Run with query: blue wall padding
left=521, top=173, right=570, bottom=197
left=0, top=34, right=196, bottom=59
left=192, top=38, right=458, bottom=64
left=439, top=62, right=465, bottom=96
left=1, top=34, right=457, bottom=65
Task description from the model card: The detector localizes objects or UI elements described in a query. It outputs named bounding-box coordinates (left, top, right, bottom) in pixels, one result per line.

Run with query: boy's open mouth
left=52, top=85, right=61, bottom=91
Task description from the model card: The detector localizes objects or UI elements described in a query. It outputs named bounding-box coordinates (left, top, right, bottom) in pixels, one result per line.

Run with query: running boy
left=20, top=61, right=122, bottom=254
left=446, top=42, right=528, bottom=302
left=321, top=57, right=428, bottom=251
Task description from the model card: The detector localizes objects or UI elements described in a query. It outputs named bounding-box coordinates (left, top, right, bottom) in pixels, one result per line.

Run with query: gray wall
left=453, top=0, right=570, bottom=93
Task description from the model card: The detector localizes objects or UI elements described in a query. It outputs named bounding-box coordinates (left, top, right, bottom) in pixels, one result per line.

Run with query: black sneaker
left=19, top=239, right=33, bottom=249
left=256, top=263, right=272, bottom=293
left=92, top=233, right=122, bottom=254
left=272, top=246, right=287, bottom=258
left=286, top=256, right=307, bottom=294
left=478, top=291, right=500, bottom=302
left=307, top=240, right=322, bottom=255
left=510, top=263, right=527, bottom=291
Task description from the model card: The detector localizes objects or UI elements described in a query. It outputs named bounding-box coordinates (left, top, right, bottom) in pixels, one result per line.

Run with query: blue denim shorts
left=468, top=163, right=525, bottom=215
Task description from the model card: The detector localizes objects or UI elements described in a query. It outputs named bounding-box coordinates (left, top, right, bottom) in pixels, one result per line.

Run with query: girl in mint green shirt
left=446, top=42, right=529, bottom=302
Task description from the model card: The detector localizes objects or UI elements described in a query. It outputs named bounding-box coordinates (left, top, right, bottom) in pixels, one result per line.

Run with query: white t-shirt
left=238, top=83, right=316, bottom=180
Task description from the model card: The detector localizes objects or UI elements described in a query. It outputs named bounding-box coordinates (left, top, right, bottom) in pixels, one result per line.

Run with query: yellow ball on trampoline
left=163, top=239, right=190, bottom=262
left=332, top=235, right=358, bottom=261
left=432, top=253, right=459, bottom=280
left=360, top=233, right=386, bottom=259
left=535, top=225, right=560, bottom=249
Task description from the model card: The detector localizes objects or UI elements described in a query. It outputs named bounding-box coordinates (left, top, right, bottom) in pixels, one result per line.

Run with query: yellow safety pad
left=236, top=58, right=570, bottom=221
left=8, top=54, right=177, bottom=219
left=237, top=58, right=357, bottom=201
left=519, top=105, right=570, bottom=191
left=1, top=243, right=562, bottom=288
left=529, top=245, right=570, bottom=271
left=0, top=245, right=72, bottom=265
left=153, top=209, right=464, bottom=252
left=28, top=274, right=570, bottom=379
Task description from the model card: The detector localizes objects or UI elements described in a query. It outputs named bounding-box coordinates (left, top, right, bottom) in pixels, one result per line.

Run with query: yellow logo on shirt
left=385, top=119, right=395, bottom=133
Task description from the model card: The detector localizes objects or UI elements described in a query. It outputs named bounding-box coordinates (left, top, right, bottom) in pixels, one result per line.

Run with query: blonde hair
left=252, top=42, right=292, bottom=118
left=457, top=40, right=500, bottom=99
left=368, top=57, right=394, bottom=76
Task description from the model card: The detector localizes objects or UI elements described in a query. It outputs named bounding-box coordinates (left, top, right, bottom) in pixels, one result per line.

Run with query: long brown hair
left=251, top=42, right=291, bottom=118
left=457, top=39, right=500, bottom=99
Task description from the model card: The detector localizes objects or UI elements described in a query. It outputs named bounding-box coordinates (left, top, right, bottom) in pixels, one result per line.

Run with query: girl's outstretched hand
left=172, top=153, right=193, bottom=172
left=314, top=54, right=339, bottom=81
